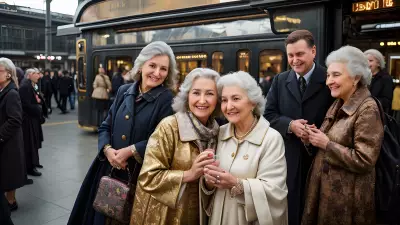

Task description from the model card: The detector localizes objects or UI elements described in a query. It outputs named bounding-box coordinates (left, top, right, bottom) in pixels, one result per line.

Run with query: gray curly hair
left=130, top=41, right=178, bottom=90
left=326, top=46, right=372, bottom=86
left=172, top=68, right=221, bottom=117
left=0, top=57, right=18, bottom=88
left=217, top=71, right=266, bottom=117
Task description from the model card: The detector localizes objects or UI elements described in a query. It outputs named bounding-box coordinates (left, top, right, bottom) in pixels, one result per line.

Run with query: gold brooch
left=243, top=154, right=249, bottom=160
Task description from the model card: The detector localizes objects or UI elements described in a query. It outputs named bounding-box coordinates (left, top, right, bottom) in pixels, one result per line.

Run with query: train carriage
left=58, top=0, right=400, bottom=130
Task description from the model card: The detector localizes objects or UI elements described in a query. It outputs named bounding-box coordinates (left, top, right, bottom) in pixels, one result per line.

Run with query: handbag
left=93, top=166, right=135, bottom=223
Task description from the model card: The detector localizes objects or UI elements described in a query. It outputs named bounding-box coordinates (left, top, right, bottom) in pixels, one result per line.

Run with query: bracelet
left=103, top=144, right=112, bottom=154
left=230, top=178, right=244, bottom=198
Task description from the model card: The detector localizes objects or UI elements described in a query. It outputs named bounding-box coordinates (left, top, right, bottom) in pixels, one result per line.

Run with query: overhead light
left=102, top=34, right=110, bottom=38
left=380, top=42, right=385, bottom=46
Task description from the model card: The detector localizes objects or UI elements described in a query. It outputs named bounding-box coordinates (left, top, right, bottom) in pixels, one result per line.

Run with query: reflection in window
left=259, top=50, right=283, bottom=82
left=77, top=57, right=86, bottom=90
left=237, top=50, right=250, bottom=72
left=176, top=53, right=208, bottom=84
left=93, top=55, right=100, bottom=80
left=92, top=17, right=271, bottom=46
left=106, top=56, right=133, bottom=78
left=212, top=52, right=224, bottom=74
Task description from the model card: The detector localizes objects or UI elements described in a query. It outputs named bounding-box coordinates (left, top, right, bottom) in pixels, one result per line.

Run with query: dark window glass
left=77, top=57, right=86, bottom=91
left=237, top=50, right=250, bottom=72
left=175, top=53, right=208, bottom=84
left=259, top=50, right=284, bottom=82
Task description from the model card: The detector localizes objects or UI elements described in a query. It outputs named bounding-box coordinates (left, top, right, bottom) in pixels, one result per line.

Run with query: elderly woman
left=0, top=58, right=26, bottom=212
left=202, top=71, right=288, bottom=225
left=68, top=41, right=177, bottom=225
left=131, top=68, right=220, bottom=225
left=19, top=68, right=47, bottom=178
left=364, top=49, right=394, bottom=113
left=301, top=46, right=384, bottom=224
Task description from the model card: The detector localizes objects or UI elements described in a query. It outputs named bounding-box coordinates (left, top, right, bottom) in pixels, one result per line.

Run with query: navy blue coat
left=264, top=64, right=334, bottom=225
left=68, top=82, right=174, bottom=225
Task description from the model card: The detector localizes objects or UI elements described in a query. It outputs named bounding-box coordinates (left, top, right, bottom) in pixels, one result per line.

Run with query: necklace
left=234, top=116, right=258, bottom=140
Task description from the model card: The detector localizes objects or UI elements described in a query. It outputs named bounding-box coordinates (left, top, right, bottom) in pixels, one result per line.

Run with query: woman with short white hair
left=202, top=71, right=288, bottom=225
left=0, top=58, right=26, bottom=214
left=364, top=49, right=394, bottom=113
left=302, top=46, right=384, bottom=224
left=131, top=68, right=220, bottom=225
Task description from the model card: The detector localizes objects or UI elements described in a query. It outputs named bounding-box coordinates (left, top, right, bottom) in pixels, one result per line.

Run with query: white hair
left=364, top=49, right=386, bottom=69
left=326, top=46, right=372, bottom=86
left=172, top=68, right=221, bottom=117
left=217, top=71, right=266, bottom=116
left=25, top=68, right=39, bottom=79
left=130, top=41, right=178, bottom=90
left=0, top=57, right=18, bottom=88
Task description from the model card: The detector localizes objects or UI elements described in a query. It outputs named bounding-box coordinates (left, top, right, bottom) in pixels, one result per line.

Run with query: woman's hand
left=113, top=147, right=132, bottom=169
left=306, top=127, right=330, bottom=150
left=183, top=150, right=216, bottom=183
left=204, top=165, right=237, bottom=189
left=301, top=124, right=317, bottom=145
left=105, top=148, right=119, bottom=168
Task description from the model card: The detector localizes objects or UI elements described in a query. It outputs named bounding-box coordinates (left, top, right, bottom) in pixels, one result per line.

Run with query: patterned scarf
left=187, top=112, right=219, bottom=152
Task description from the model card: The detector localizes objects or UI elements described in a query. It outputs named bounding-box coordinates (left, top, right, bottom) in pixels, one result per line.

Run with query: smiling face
left=366, top=54, right=380, bottom=76
left=140, top=55, right=169, bottom=92
left=188, top=77, right=218, bottom=125
left=326, top=62, right=360, bottom=102
left=286, top=39, right=316, bottom=76
left=221, top=85, right=255, bottom=125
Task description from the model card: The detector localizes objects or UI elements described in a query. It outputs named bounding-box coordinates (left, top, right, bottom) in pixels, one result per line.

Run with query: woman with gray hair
left=0, top=58, right=26, bottom=214
left=202, top=71, right=288, bottom=225
left=68, top=41, right=177, bottom=225
left=302, top=46, right=384, bottom=224
left=131, top=68, right=220, bottom=225
left=365, top=49, right=394, bottom=113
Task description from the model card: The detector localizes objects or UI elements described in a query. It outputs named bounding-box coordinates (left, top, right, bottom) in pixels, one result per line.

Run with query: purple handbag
left=93, top=167, right=135, bottom=223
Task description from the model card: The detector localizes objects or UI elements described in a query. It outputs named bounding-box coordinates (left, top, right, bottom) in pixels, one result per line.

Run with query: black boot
left=8, top=202, right=18, bottom=212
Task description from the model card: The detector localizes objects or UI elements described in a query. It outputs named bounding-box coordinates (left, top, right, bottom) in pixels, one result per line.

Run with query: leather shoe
left=25, top=178, right=33, bottom=185
left=36, top=164, right=43, bottom=168
left=8, top=202, right=18, bottom=211
left=28, top=168, right=42, bottom=176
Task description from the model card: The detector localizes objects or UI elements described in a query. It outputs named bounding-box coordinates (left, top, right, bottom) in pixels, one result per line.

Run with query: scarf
left=187, top=112, right=219, bottom=152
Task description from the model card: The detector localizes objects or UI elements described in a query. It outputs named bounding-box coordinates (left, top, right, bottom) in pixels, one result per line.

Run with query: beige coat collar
left=220, top=116, right=270, bottom=146
left=175, top=112, right=199, bottom=142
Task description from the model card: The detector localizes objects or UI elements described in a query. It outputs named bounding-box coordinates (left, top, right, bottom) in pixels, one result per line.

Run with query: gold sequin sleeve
left=137, top=117, right=184, bottom=209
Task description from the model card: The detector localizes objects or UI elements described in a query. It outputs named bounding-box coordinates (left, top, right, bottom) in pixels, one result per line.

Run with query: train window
left=237, top=50, right=250, bottom=72
left=272, top=5, right=323, bottom=33
left=176, top=53, right=208, bottom=84
left=212, top=52, right=224, bottom=74
left=77, top=57, right=86, bottom=91
left=259, top=50, right=283, bottom=82
left=93, top=55, right=100, bottom=79
left=106, top=56, right=133, bottom=78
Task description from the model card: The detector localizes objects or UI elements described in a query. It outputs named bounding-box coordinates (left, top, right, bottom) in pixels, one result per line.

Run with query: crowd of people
left=0, top=62, right=76, bottom=224
left=1, top=29, right=398, bottom=225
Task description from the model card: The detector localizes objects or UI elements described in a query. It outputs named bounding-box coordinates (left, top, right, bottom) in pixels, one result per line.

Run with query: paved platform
left=10, top=106, right=99, bottom=225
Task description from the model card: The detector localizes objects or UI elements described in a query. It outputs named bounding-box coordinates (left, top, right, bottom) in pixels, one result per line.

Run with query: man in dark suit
left=264, top=30, right=334, bottom=225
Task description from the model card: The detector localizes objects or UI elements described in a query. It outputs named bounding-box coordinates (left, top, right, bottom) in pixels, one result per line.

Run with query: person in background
left=132, top=68, right=220, bottom=225
left=92, top=67, right=112, bottom=125
left=19, top=68, right=46, bottom=177
left=111, top=66, right=132, bottom=99
left=263, top=30, right=334, bottom=225
left=302, top=46, right=384, bottom=225
left=41, top=69, right=53, bottom=114
left=16, top=67, right=24, bottom=85
left=59, top=70, right=73, bottom=114
left=68, top=69, right=76, bottom=110
left=0, top=58, right=26, bottom=213
left=203, top=71, right=288, bottom=225
left=50, top=70, right=61, bottom=109
left=393, top=83, right=400, bottom=122
left=68, top=41, right=177, bottom=225
left=365, top=49, right=394, bottom=113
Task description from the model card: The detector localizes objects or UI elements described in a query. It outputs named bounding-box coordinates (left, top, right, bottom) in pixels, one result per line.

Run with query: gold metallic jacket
left=131, top=112, right=211, bottom=225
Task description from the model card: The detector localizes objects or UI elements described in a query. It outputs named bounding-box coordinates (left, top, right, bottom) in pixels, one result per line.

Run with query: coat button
left=125, top=115, right=130, bottom=120
left=121, top=135, right=127, bottom=141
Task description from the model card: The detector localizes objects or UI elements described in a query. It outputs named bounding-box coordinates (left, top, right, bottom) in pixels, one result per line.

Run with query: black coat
left=369, top=70, right=394, bottom=113
left=0, top=82, right=26, bottom=192
left=68, top=82, right=174, bottom=225
left=19, top=79, right=46, bottom=170
left=59, top=76, right=73, bottom=96
left=264, top=64, right=334, bottom=225
left=40, top=75, right=53, bottom=96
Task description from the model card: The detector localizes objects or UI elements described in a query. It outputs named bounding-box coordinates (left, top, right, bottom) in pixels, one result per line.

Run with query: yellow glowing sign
left=176, top=54, right=207, bottom=60
left=352, top=0, right=396, bottom=13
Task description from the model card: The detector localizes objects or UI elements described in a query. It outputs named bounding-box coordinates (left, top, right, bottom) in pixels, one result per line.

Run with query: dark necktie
left=299, top=76, right=306, bottom=96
